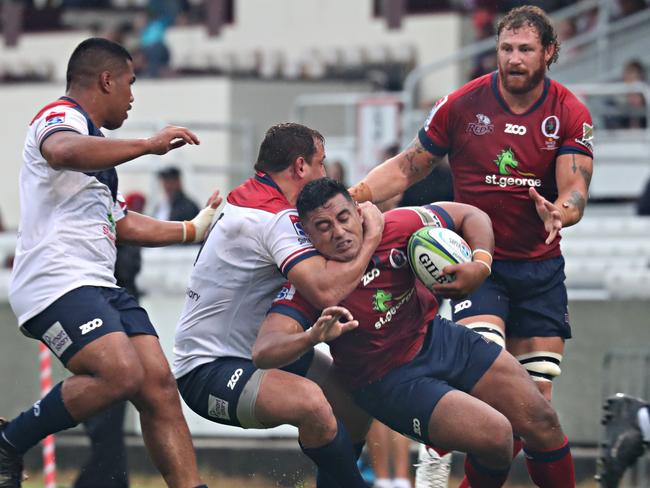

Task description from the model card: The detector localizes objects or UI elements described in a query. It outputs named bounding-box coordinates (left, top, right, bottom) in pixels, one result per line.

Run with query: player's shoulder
left=549, top=78, right=590, bottom=112
left=227, top=174, right=293, bottom=215
left=447, top=73, right=492, bottom=104
left=381, top=206, right=439, bottom=243
left=427, top=73, right=491, bottom=120
left=30, top=98, right=81, bottom=126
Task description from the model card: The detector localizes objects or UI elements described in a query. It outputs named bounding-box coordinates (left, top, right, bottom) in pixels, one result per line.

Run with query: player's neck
left=272, top=174, right=301, bottom=206
left=65, top=89, right=104, bottom=129
left=497, top=77, right=545, bottom=115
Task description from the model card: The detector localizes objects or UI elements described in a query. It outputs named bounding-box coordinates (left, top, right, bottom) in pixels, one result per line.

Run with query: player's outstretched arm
left=42, top=125, right=200, bottom=171
left=253, top=307, right=357, bottom=370
left=554, top=152, right=593, bottom=228
left=429, top=202, right=494, bottom=299
left=117, top=190, right=221, bottom=246
left=287, top=202, right=384, bottom=308
left=348, top=137, right=442, bottom=203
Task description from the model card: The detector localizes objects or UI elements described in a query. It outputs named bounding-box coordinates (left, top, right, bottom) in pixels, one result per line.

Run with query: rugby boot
left=414, top=444, right=451, bottom=488
left=596, top=393, right=647, bottom=488
left=0, top=419, right=23, bottom=488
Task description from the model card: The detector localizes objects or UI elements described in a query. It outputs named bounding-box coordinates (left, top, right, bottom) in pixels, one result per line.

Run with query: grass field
left=22, top=471, right=601, bottom=488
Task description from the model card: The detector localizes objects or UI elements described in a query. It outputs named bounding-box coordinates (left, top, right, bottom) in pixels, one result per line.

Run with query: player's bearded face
left=497, top=26, right=548, bottom=95
left=303, top=194, right=364, bottom=263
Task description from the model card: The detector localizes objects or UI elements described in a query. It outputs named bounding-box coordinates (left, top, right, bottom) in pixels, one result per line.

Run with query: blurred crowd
left=4, top=0, right=647, bottom=85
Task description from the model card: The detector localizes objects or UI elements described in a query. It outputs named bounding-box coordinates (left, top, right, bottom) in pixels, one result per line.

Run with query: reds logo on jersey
left=289, top=214, right=307, bottom=238
left=45, top=111, right=66, bottom=127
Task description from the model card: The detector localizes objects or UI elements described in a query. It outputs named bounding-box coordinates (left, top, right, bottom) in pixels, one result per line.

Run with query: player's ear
left=544, top=44, right=555, bottom=66
left=293, top=156, right=307, bottom=179
left=100, top=71, right=112, bottom=93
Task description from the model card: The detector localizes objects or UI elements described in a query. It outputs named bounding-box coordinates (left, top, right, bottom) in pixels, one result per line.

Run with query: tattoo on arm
left=400, top=139, right=436, bottom=179
left=579, top=165, right=592, bottom=188
left=571, top=154, right=577, bottom=174
left=568, top=190, right=586, bottom=215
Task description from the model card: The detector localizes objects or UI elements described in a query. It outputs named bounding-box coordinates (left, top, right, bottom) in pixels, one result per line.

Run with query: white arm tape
left=189, top=205, right=217, bottom=243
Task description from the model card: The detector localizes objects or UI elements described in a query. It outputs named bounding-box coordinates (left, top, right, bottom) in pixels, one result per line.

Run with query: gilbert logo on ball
left=407, top=227, right=471, bottom=288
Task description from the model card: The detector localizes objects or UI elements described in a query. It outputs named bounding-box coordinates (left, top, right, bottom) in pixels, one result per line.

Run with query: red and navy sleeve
left=268, top=283, right=320, bottom=331
left=417, top=94, right=453, bottom=157
left=558, top=88, right=594, bottom=158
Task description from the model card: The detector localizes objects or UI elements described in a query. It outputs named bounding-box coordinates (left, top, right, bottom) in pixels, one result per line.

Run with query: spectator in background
left=469, top=9, right=497, bottom=80
left=615, top=0, right=647, bottom=19
left=137, top=0, right=183, bottom=77
left=326, top=160, right=348, bottom=188
left=73, top=191, right=147, bottom=488
left=605, top=59, right=647, bottom=129
left=154, top=166, right=200, bottom=222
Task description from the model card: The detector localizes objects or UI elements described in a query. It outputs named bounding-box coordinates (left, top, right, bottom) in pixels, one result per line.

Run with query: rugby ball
left=407, top=227, right=472, bottom=288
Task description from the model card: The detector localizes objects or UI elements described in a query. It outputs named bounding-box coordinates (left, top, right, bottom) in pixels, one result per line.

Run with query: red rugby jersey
left=419, top=72, right=593, bottom=261
left=269, top=205, right=453, bottom=388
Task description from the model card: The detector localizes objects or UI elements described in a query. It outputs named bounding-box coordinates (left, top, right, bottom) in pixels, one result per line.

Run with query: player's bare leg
left=129, top=335, right=203, bottom=488
left=426, top=390, right=513, bottom=487
left=0, top=333, right=148, bottom=488
left=470, top=349, right=575, bottom=487
left=62, top=332, right=145, bottom=417
left=319, top=369, right=372, bottom=444
left=254, top=369, right=368, bottom=487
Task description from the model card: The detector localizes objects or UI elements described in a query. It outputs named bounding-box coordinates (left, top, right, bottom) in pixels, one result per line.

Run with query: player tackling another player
left=0, top=38, right=218, bottom=488
left=349, top=5, right=593, bottom=486
left=173, top=123, right=384, bottom=487
left=254, top=177, right=577, bottom=488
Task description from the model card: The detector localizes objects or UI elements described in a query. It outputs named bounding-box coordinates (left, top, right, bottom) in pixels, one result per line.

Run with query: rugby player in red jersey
left=253, top=178, right=576, bottom=488
left=348, top=5, right=593, bottom=485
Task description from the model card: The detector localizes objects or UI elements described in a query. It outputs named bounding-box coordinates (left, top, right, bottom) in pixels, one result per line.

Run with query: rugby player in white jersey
left=0, top=38, right=218, bottom=488
left=173, top=123, right=384, bottom=487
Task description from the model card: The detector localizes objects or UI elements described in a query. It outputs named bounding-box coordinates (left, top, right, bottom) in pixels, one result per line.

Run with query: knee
left=296, top=383, right=337, bottom=438
left=104, top=359, right=145, bottom=401
left=514, top=398, right=561, bottom=441
left=477, top=414, right=513, bottom=468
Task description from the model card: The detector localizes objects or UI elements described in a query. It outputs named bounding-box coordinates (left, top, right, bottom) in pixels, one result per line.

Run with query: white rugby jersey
left=9, top=97, right=125, bottom=325
left=173, top=172, right=318, bottom=378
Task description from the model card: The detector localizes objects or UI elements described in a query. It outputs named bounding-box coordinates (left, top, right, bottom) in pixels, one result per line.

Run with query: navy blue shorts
left=450, top=256, right=571, bottom=339
left=351, top=316, right=501, bottom=445
left=177, top=350, right=317, bottom=429
left=21, top=286, right=157, bottom=365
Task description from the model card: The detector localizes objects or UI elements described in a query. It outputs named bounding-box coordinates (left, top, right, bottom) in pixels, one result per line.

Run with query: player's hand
left=205, top=190, right=222, bottom=209
left=359, top=201, right=385, bottom=246
left=308, top=306, right=358, bottom=344
left=430, top=261, right=489, bottom=299
left=146, top=125, right=200, bottom=155
left=183, top=190, right=222, bottom=243
left=529, top=187, right=562, bottom=245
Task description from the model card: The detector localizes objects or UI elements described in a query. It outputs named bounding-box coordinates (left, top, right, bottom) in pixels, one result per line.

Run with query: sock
left=392, top=478, right=412, bottom=488
left=315, top=441, right=366, bottom=488
left=373, top=479, right=391, bottom=488
left=302, top=418, right=367, bottom=488
left=524, top=437, right=575, bottom=488
left=2, top=382, right=77, bottom=454
left=638, top=405, right=650, bottom=442
left=458, top=436, right=521, bottom=487
left=463, top=454, right=509, bottom=488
